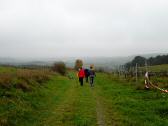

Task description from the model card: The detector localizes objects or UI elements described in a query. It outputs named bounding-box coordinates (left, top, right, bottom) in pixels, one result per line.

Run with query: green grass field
left=136, top=64, right=168, bottom=89
left=140, top=64, right=168, bottom=72
left=0, top=67, right=168, bottom=126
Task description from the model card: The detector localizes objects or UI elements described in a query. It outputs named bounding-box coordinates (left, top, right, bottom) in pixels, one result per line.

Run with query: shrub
left=15, top=80, right=31, bottom=92
left=0, top=73, right=14, bottom=89
left=52, top=62, right=66, bottom=75
left=74, top=59, right=83, bottom=70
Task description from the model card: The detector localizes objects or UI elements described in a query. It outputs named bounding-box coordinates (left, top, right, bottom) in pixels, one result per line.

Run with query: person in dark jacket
left=84, top=68, right=90, bottom=83
left=89, top=66, right=96, bottom=87
left=78, top=67, right=85, bottom=86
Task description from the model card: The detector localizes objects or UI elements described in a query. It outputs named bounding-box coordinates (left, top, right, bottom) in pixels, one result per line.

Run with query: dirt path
left=96, top=98, right=106, bottom=126
left=92, top=88, right=106, bottom=126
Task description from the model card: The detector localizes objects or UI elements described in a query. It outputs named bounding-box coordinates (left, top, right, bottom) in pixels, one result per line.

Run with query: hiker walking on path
left=89, top=66, right=96, bottom=87
left=84, top=68, right=90, bottom=83
left=78, top=67, right=85, bottom=86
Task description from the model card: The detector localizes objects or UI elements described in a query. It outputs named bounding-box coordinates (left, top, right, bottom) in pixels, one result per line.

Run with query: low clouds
left=0, top=0, right=168, bottom=58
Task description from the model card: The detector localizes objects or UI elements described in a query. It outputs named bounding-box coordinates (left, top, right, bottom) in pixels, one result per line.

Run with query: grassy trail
left=37, top=74, right=98, bottom=126
left=42, top=73, right=118, bottom=126
left=2, top=70, right=168, bottom=126
left=92, top=88, right=106, bottom=126
left=31, top=72, right=168, bottom=126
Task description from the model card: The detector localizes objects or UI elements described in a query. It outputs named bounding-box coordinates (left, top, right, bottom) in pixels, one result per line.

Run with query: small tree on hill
left=132, top=56, right=146, bottom=67
left=74, top=59, right=83, bottom=70
left=52, top=62, right=66, bottom=75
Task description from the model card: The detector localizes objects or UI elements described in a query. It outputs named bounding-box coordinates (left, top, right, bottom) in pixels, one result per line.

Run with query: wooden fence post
left=136, top=63, right=138, bottom=84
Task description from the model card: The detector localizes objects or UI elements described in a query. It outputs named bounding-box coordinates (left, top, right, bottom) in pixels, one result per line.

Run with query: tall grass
left=0, top=67, right=54, bottom=126
left=0, top=68, right=52, bottom=92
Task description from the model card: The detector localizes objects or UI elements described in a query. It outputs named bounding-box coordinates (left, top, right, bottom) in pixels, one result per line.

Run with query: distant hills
left=0, top=53, right=167, bottom=69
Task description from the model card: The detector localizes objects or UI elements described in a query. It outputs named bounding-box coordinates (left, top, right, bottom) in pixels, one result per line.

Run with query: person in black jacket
left=84, top=68, right=90, bottom=83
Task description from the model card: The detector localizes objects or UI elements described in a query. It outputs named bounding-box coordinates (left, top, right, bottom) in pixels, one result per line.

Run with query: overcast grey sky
left=0, top=0, right=168, bottom=58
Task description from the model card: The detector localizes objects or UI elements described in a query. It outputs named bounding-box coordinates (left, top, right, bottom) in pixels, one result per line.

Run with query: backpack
left=89, top=70, right=95, bottom=77
left=84, top=69, right=90, bottom=76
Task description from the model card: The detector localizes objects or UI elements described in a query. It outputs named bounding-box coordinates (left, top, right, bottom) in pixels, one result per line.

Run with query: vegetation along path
left=1, top=69, right=168, bottom=126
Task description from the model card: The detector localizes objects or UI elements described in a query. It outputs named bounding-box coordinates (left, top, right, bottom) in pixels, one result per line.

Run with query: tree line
left=125, top=54, right=168, bottom=70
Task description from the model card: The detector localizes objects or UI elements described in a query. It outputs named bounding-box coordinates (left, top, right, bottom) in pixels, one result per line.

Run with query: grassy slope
left=96, top=73, right=168, bottom=126
left=0, top=67, right=168, bottom=126
left=0, top=67, right=98, bottom=126
left=140, top=64, right=168, bottom=72
left=0, top=75, right=70, bottom=126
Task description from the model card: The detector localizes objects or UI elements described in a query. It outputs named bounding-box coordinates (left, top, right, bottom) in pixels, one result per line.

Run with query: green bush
left=52, top=62, right=66, bottom=75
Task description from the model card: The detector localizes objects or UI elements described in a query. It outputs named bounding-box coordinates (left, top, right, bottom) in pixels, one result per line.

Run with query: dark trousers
left=90, top=77, right=94, bottom=87
left=85, top=76, right=89, bottom=83
left=79, top=77, right=84, bottom=86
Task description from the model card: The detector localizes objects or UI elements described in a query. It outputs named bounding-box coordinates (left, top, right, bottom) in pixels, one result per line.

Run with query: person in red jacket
left=78, top=67, right=85, bottom=86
